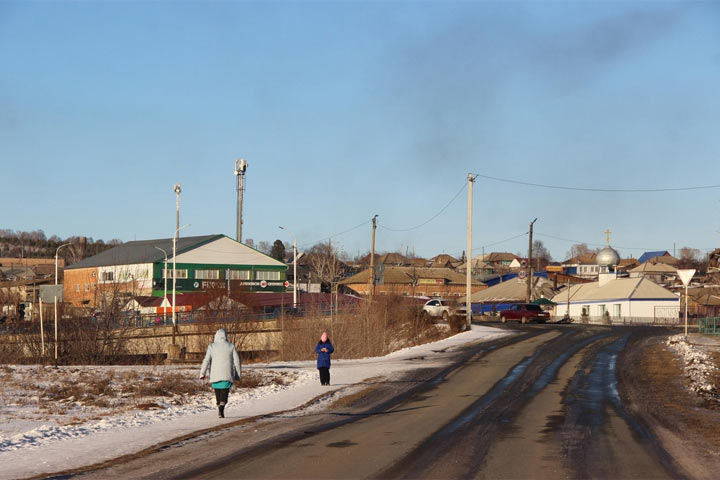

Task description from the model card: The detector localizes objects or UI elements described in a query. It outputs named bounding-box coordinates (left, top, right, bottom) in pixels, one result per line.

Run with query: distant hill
left=0, top=229, right=121, bottom=266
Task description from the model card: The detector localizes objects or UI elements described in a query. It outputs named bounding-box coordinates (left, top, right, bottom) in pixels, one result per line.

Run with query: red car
left=500, top=303, right=550, bottom=324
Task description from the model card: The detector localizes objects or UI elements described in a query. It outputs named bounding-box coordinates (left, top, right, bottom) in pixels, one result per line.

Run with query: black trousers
left=214, top=388, right=230, bottom=405
left=318, top=367, right=330, bottom=385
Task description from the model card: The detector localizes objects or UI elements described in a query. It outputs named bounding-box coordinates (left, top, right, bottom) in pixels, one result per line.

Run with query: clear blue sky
left=2, top=1, right=719, bottom=261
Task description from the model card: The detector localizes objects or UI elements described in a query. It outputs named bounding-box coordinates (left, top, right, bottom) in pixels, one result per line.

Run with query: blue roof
left=638, top=251, right=669, bottom=264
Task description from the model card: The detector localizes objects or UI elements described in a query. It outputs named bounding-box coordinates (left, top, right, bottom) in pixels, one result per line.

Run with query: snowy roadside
left=665, top=334, right=719, bottom=399
left=0, top=325, right=508, bottom=480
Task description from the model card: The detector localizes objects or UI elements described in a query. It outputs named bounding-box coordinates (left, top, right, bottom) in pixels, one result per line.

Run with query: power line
left=299, top=218, right=371, bottom=249
left=378, top=182, right=467, bottom=232
left=534, top=232, right=717, bottom=253
left=471, top=232, right=528, bottom=252
left=474, top=173, right=720, bottom=193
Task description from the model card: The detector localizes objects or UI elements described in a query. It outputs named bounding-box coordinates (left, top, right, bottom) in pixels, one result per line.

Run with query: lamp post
left=154, top=246, right=168, bottom=324
left=278, top=226, right=297, bottom=308
left=172, top=182, right=182, bottom=345
left=54, top=242, right=72, bottom=362
left=172, top=224, right=190, bottom=344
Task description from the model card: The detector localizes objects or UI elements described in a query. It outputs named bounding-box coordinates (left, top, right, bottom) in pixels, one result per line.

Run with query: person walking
left=315, top=331, right=334, bottom=386
left=200, top=328, right=241, bottom=418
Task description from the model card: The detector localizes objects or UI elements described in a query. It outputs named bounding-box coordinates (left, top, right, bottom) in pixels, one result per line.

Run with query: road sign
left=260, top=280, right=268, bottom=288
left=677, top=269, right=696, bottom=287
left=518, top=270, right=527, bottom=280
left=284, top=280, right=290, bottom=288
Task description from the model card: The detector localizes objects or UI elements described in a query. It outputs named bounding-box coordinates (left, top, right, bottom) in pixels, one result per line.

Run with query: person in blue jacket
left=315, top=331, right=334, bottom=386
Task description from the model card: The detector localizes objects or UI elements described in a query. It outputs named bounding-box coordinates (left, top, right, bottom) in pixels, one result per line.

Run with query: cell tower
left=234, top=158, right=248, bottom=242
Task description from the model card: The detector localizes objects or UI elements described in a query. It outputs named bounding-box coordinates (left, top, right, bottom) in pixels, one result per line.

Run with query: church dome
left=597, top=246, right=620, bottom=267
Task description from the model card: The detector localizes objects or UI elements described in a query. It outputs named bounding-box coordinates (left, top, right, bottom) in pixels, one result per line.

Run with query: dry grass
left=120, top=372, right=204, bottom=398
left=620, top=336, right=720, bottom=451
left=237, top=371, right=292, bottom=389
left=276, top=295, right=460, bottom=363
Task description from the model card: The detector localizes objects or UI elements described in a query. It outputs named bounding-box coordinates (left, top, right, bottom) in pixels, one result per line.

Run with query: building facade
left=64, top=235, right=287, bottom=308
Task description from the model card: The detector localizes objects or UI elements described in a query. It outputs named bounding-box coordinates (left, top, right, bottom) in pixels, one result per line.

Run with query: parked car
left=499, top=303, right=550, bottom=324
left=422, top=299, right=462, bottom=321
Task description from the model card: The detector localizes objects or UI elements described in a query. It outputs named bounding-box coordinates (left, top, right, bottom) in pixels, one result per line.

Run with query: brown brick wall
left=63, top=268, right=99, bottom=307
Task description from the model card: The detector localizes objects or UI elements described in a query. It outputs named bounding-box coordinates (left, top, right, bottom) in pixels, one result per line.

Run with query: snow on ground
left=0, top=325, right=508, bottom=480
left=665, top=334, right=719, bottom=397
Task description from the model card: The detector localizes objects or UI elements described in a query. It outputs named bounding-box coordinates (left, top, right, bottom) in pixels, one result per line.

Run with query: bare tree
left=565, top=243, right=594, bottom=261
left=677, top=247, right=703, bottom=271
left=533, top=240, right=552, bottom=269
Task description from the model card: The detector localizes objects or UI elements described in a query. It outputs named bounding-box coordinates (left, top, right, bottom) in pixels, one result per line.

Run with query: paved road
left=80, top=325, right=685, bottom=480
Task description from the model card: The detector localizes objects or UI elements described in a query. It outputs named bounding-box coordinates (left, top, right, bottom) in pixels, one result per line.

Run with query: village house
left=339, top=266, right=485, bottom=298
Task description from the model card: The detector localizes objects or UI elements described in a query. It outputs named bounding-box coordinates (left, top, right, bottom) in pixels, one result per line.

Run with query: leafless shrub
left=277, top=294, right=448, bottom=361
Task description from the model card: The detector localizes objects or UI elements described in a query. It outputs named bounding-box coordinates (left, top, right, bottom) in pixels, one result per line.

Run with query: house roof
left=563, top=253, right=597, bottom=265
left=638, top=251, right=679, bottom=265
left=550, top=277, right=678, bottom=303
left=463, top=276, right=557, bottom=303
left=67, top=235, right=222, bottom=269
left=66, top=235, right=286, bottom=270
left=629, top=262, right=677, bottom=274
left=376, top=253, right=408, bottom=265
left=486, top=252, right=518, bottom=263
left=340, top=266, right=483, bottom=286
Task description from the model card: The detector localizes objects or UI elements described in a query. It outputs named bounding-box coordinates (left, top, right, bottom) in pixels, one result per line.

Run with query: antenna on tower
left=234, top=158, right=248, bottom=242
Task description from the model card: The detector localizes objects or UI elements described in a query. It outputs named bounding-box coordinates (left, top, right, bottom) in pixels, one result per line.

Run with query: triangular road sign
left=677, top=269, right=696, bottom=287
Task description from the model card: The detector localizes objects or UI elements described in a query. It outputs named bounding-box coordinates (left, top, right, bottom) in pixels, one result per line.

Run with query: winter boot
left=218, top=402, right=225, bottom=418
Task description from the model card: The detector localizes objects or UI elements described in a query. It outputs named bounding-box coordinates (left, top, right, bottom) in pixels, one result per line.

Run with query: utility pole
left=526, top=218, right=537, bottom=303
left=234, top=159, right=248, bottom=242
left=369, top=215, right=378, bottom=300
left=466, top=174, right=475, bottom=329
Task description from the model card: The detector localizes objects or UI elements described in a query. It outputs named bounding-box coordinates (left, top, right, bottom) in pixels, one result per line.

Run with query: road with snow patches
left=77, top=324, right=685, bottom=480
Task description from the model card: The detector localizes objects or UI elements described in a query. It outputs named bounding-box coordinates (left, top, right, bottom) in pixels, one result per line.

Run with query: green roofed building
left=63, top=234, right=287, bottom=308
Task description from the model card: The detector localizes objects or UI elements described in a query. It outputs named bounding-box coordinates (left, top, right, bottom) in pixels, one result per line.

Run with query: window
left=102, top=271, right=114, bottom=282
left=195, top=269, right=220, bottom=280
left=598, top=304, right=606, bottom=316
left=163, top=269, right=188, bottom=279
left=75, top=285, right=80, bottom=292
left=256, top=271, right=281, bottom=281
left=228, top=270, right=250, bottom=280
left=84, top=283, right=90, bottom=292
left=614, top=304, right=621, bottom=317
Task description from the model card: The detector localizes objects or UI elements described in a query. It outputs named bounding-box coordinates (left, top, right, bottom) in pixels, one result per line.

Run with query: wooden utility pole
left=526, top=218, right=537, bottom=303
left=466, top=174, right=475, bottom=329
left=369, top=215, right=377, bottom=300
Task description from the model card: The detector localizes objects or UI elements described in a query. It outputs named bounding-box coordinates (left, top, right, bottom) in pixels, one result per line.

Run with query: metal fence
left=547, top=315, right=682, bottom=327
left=698, top=317, right=720, bottom=335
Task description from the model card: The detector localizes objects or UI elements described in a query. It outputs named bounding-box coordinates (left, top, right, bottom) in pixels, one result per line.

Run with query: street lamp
left=154, top=246, right=168, bottom=324
left=54, top=242, right=72, bottom=362
left=278, top=226, right=297, bottom=308
left=172, top=224, right=190, bottom=343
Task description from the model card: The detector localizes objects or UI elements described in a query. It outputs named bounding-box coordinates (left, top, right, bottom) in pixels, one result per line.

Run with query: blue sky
left=2, top=1, right=719, bottom=261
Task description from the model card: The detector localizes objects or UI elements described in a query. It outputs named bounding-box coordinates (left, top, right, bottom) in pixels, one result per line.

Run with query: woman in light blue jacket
left=200, top=328, right=242, bottom=418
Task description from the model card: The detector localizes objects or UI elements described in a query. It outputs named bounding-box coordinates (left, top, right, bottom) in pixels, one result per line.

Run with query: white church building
left=552, top=238, right=680, bottom=324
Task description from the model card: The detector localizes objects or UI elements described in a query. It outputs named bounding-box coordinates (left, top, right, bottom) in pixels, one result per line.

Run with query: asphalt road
left=77, top=324, right=687, bottom=480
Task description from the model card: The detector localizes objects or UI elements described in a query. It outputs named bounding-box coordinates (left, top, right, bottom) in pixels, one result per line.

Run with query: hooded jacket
left=200, top=328, right=242, bottom=383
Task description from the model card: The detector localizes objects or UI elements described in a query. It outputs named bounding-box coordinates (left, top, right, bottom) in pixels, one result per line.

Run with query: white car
left=422, top=299, right=461, bottom=321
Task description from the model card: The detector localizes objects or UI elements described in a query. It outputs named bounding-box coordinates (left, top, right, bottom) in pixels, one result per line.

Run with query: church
left=552, top=233, right=680, bottom=324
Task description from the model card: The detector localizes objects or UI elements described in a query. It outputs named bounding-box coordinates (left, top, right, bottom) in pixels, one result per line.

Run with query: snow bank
left=665, top=334, right=718, bottom=397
